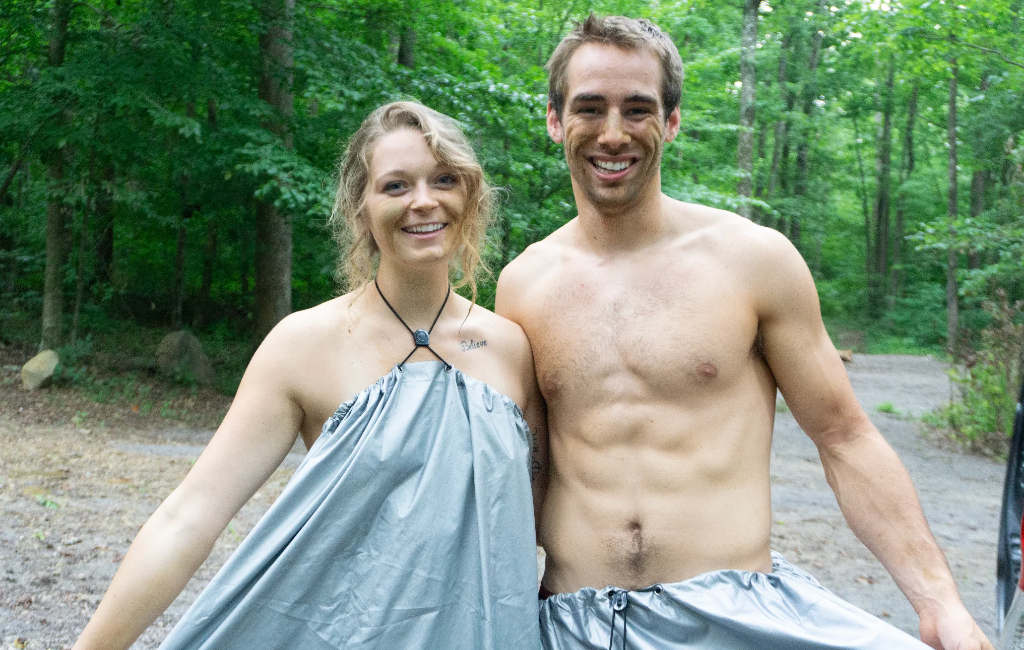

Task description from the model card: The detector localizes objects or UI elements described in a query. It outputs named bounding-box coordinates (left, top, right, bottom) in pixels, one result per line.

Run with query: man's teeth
left=594, top=160, right=631, bottom=172
left=404, top=223, right=445, bottom=233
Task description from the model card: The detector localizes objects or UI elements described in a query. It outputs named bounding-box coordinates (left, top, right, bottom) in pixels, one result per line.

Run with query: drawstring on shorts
left=608, top=590, right=629, bottom=650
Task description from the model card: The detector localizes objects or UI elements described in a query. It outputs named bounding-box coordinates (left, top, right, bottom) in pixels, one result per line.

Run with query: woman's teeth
left=403, top=223, right=446, bottom=233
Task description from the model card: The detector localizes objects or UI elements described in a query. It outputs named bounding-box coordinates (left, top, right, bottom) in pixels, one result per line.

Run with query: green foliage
left=0, top=0, right=1022, bottom=395
left=931, top=292, right=1024, bottom=449
left=876, top=401, right=899, bottom=415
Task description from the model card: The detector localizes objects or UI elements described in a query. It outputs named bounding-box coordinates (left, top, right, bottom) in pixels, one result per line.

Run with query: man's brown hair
left=546, top=14, right=684, bottom=120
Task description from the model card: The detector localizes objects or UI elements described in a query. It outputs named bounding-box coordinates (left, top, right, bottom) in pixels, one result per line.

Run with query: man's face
left=547, top=43, right=681, bottom=214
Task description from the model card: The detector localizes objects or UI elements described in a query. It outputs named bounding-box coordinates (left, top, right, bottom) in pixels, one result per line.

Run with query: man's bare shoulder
left=667, top=198, right=802, bottom=268
left=496, top=219, right=579, bottom=317
left=500, top=220, right=578, bottom=282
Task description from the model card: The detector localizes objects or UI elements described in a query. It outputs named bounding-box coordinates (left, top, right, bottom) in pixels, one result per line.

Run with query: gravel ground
left=0, top=354, right=1007, bottom=648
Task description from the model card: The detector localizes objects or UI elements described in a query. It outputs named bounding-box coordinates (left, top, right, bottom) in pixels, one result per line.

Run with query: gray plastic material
left=539, top=552, right=930, bottom=649
left=159, top=361, right=542, bottom=650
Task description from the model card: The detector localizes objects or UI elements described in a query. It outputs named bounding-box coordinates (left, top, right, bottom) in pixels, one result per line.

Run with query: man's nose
left=410, top=180, right=439, bottom=210
left=598, top=110, right=630, bottom=149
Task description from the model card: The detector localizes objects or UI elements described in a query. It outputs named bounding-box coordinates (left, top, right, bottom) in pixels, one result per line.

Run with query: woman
left=72, top=101, right=546, bottom=650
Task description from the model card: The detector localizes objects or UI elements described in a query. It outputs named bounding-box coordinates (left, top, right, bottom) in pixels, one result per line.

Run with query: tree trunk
left=767, top=31, right=792, bottom=232
left=852, top=113, right=872, bottom=278
left=255, top=0, right=295, bottom=341
left=172, top=207, right=192, bottom=330
left=194, top=217, right=218, bottom=329
left=892, top=82, right=918, bottom=299
left=792, top=0, right=827, bottom=250
left=967, top=75, right=990, bottom=270
left=737, top=0, right=760, bottom=219
left=94, top=163, right=114, bottom=285
left=869, top=57, right=895, bottom=316
left=946, top=55, right=960, bottom=351
left=42, top=157, right=70, bottom=350
left=968, top=169, right=986, bottom=269
left=0, top=159, right=23, bottom=203
left=71, top=207, right=89, bottom=342
left=398, top=24, right=416, bottom=68
left=753, top=121, right=768, bottom=223
left=40, top=0, right=73, bottom=351
left=193, top=101, right=218, bottom=330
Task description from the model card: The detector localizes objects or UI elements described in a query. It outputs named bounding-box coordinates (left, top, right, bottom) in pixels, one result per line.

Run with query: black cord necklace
left=374, top=277, right=452, bottom=371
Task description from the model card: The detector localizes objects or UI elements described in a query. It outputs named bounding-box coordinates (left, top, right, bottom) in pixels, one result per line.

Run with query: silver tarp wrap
left=159, top=361, right=542, bottom=650
left=539, top=552, right=930, bottom=650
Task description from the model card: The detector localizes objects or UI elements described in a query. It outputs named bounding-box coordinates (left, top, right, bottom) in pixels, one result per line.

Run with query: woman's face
left=364, top=128, right=467, bottom=271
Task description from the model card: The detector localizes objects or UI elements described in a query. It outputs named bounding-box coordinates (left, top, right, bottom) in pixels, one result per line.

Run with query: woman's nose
left=410, top=180, right=439, bottom=210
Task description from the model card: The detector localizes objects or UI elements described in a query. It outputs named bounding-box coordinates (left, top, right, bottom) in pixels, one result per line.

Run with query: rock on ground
left=155, top=331, right=214, bottom=387
left=20, top=350, right=59, bottom=391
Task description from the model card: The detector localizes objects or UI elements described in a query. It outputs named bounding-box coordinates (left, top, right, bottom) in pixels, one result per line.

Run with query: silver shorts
left=539, top=552, right=930, bottom=649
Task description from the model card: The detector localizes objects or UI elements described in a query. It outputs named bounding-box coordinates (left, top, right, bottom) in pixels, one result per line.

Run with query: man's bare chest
left=525, top=266, right=759, bottom=402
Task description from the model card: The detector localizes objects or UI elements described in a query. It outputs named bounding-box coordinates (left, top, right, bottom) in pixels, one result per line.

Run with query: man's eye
left=628, top=107, right=652, bottom=116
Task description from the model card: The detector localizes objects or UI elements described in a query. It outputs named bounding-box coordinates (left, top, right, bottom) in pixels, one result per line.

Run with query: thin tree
left=737, top=0, right=760, bottom=219
left=40, top=0, right=73, bottom=350
left=869, top=56, right=895, bottom=316
left=254, top=0, right=295, bottom=341
left=891, top=81, right=918, bottom=300
left=946, top=53, right=960, bottom=350
left=792, top=0, right=827, bottom=249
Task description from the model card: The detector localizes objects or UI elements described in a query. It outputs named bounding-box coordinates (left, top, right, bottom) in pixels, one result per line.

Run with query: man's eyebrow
left=625, top=94, right=659, bottom=105
left=569, top=93, right=605, bottom=104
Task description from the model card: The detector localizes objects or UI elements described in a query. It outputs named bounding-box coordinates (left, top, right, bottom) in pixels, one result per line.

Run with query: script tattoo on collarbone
left=459, top=339, right=487, bottom=352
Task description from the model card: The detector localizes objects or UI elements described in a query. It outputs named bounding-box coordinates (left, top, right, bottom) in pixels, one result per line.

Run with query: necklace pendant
left=413, top=329, right=430, bottom=346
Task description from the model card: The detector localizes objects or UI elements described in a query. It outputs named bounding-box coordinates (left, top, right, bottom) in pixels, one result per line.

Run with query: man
left=496, top=14, right=992, bottom=650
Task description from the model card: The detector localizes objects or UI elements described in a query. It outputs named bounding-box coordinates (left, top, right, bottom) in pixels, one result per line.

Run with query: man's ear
left=664, top=106, right=681, bottom=143
left=546, top=102, right=564, bottom=144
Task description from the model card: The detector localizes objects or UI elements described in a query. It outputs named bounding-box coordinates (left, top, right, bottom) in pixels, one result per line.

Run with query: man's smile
left=589, top=156, right=638, bottom=179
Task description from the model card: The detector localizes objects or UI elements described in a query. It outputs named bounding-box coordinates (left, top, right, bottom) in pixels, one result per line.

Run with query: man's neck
left=573, top=179, right=672, bottom=254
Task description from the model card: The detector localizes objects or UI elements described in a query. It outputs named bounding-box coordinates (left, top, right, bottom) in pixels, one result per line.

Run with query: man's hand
left=919, top=601, right=994, bottom=650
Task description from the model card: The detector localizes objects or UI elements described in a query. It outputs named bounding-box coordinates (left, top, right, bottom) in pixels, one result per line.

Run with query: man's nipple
left=696, top=362, right=719, bottom=379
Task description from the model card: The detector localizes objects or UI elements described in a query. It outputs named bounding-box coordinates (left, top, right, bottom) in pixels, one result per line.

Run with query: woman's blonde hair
left=330, top=101, right=493, bottom=301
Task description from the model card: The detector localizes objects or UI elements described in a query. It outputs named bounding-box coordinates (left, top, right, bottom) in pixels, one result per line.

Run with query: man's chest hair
left=526, top=276, right=761, bottom=399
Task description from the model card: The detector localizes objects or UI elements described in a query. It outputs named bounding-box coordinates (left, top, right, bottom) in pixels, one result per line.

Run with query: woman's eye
left=383, top=181, right=405, bottom=193
left=436, top=174, right=457, bottom=187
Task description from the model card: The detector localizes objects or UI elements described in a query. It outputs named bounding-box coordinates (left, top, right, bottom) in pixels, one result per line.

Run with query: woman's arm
left=72, top=322, right=307, bottom=650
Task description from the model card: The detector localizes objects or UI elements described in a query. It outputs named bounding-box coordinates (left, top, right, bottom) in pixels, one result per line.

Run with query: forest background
left=2, top=0, right=1023, bottom=445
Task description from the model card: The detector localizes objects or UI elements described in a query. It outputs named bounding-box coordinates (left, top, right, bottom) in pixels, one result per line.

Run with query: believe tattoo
left=460, top=339, right=487, bottom=352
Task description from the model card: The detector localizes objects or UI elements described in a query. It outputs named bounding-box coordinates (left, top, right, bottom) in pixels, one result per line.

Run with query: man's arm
left=751, top=227, right=990, bottom=650
left=496, top=257, right=549, bottom=529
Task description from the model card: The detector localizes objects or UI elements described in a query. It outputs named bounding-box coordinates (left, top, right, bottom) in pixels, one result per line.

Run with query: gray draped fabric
left=159, top=361, right=542, bottom=650
left=539, top=552, right=930, bottom=650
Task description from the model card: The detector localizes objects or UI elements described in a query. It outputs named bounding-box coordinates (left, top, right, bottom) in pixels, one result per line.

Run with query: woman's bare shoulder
left=453, top=299, right=535, bottom=395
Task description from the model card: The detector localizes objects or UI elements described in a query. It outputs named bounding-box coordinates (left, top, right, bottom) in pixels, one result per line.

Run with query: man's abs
left=538, top=392, right=777, bottom=594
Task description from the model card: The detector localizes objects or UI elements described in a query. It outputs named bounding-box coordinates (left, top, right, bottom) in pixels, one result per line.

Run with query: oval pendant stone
left=413, top=329, right=430, bottom=346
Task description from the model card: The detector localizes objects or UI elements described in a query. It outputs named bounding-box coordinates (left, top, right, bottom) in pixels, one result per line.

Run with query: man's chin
left=580, top=186, right=642, bottom=214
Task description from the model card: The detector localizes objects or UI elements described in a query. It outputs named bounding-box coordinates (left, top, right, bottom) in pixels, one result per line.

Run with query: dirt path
left=0, top=354, right=1006, bottom=648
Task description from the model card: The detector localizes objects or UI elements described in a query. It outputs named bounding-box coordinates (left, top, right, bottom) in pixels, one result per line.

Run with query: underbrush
left=925, top=291, right=1023, bottom=454
left=1, top=309, right=253, bottom=408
